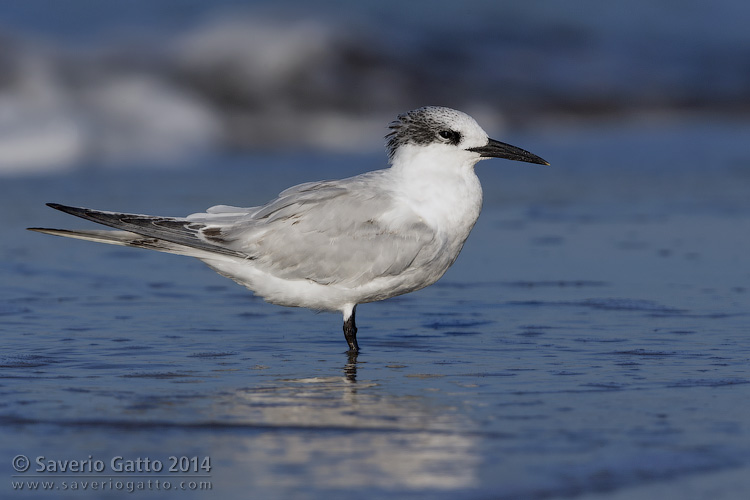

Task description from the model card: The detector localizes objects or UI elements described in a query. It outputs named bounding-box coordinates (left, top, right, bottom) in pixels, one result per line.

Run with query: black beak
left=469, top=138, right=549, bottom=165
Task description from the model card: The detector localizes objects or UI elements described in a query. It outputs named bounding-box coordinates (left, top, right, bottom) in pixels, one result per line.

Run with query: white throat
left=389, top=143, right=484, bottom=234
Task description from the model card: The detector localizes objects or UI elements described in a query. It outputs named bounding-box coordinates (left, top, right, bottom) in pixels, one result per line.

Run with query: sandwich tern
left=29, top=106, right=548, bottom=352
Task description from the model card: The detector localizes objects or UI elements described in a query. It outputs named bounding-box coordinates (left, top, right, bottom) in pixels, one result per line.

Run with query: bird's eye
left=437, top=130, right=461, bottom=144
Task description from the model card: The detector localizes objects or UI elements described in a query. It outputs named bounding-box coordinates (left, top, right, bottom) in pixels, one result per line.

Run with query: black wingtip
left=46, top=203, right=88, bottom=217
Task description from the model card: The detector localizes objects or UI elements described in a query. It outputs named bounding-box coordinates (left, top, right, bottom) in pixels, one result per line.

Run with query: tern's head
left=385, top=106, right=548, bottom=167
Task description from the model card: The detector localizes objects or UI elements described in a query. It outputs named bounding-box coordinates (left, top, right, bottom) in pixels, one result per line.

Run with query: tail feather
left=31, top=203, right=247, bottom=259
left=27, top=228, right=223, bottom=258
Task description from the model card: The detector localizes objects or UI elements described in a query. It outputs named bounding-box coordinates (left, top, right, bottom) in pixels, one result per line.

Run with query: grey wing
left=202, top=173, right=438, bottom=285
left=45, top=203, right=248, bottom=258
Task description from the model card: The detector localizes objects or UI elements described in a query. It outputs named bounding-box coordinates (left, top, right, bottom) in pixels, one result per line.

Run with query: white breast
left=389, top=142, right=484, bottom=239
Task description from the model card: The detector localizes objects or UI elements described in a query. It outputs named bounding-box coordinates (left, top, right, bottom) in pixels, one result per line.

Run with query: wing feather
left=197, top=171, right=437, bottom=285
left=44, top=170, right=437, bottom=287
left=45, top=203, right=247, bottom=258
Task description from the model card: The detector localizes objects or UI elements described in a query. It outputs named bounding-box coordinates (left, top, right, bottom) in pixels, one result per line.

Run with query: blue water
left=2, top=119, right=749, bottom=498
left=2, top=2, right=750, bottom=497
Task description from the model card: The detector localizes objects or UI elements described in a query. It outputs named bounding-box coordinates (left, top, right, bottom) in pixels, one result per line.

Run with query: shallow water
left=2, top=120, right=750, bottom=498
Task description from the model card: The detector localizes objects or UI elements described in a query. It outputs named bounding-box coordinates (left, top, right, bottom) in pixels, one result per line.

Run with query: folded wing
left=191, top=171, right=437, bottom=286
left=36, top=171, right=437, bottom=287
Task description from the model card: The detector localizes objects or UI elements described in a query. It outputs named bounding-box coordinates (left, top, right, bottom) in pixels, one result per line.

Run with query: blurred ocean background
left=1, top=0, right=750, bottom=173
left=2, top=1, right=750, bottom=499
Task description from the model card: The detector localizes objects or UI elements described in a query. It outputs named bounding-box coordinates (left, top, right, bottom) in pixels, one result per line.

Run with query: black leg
left=343, top=307, right=359, bottom=353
